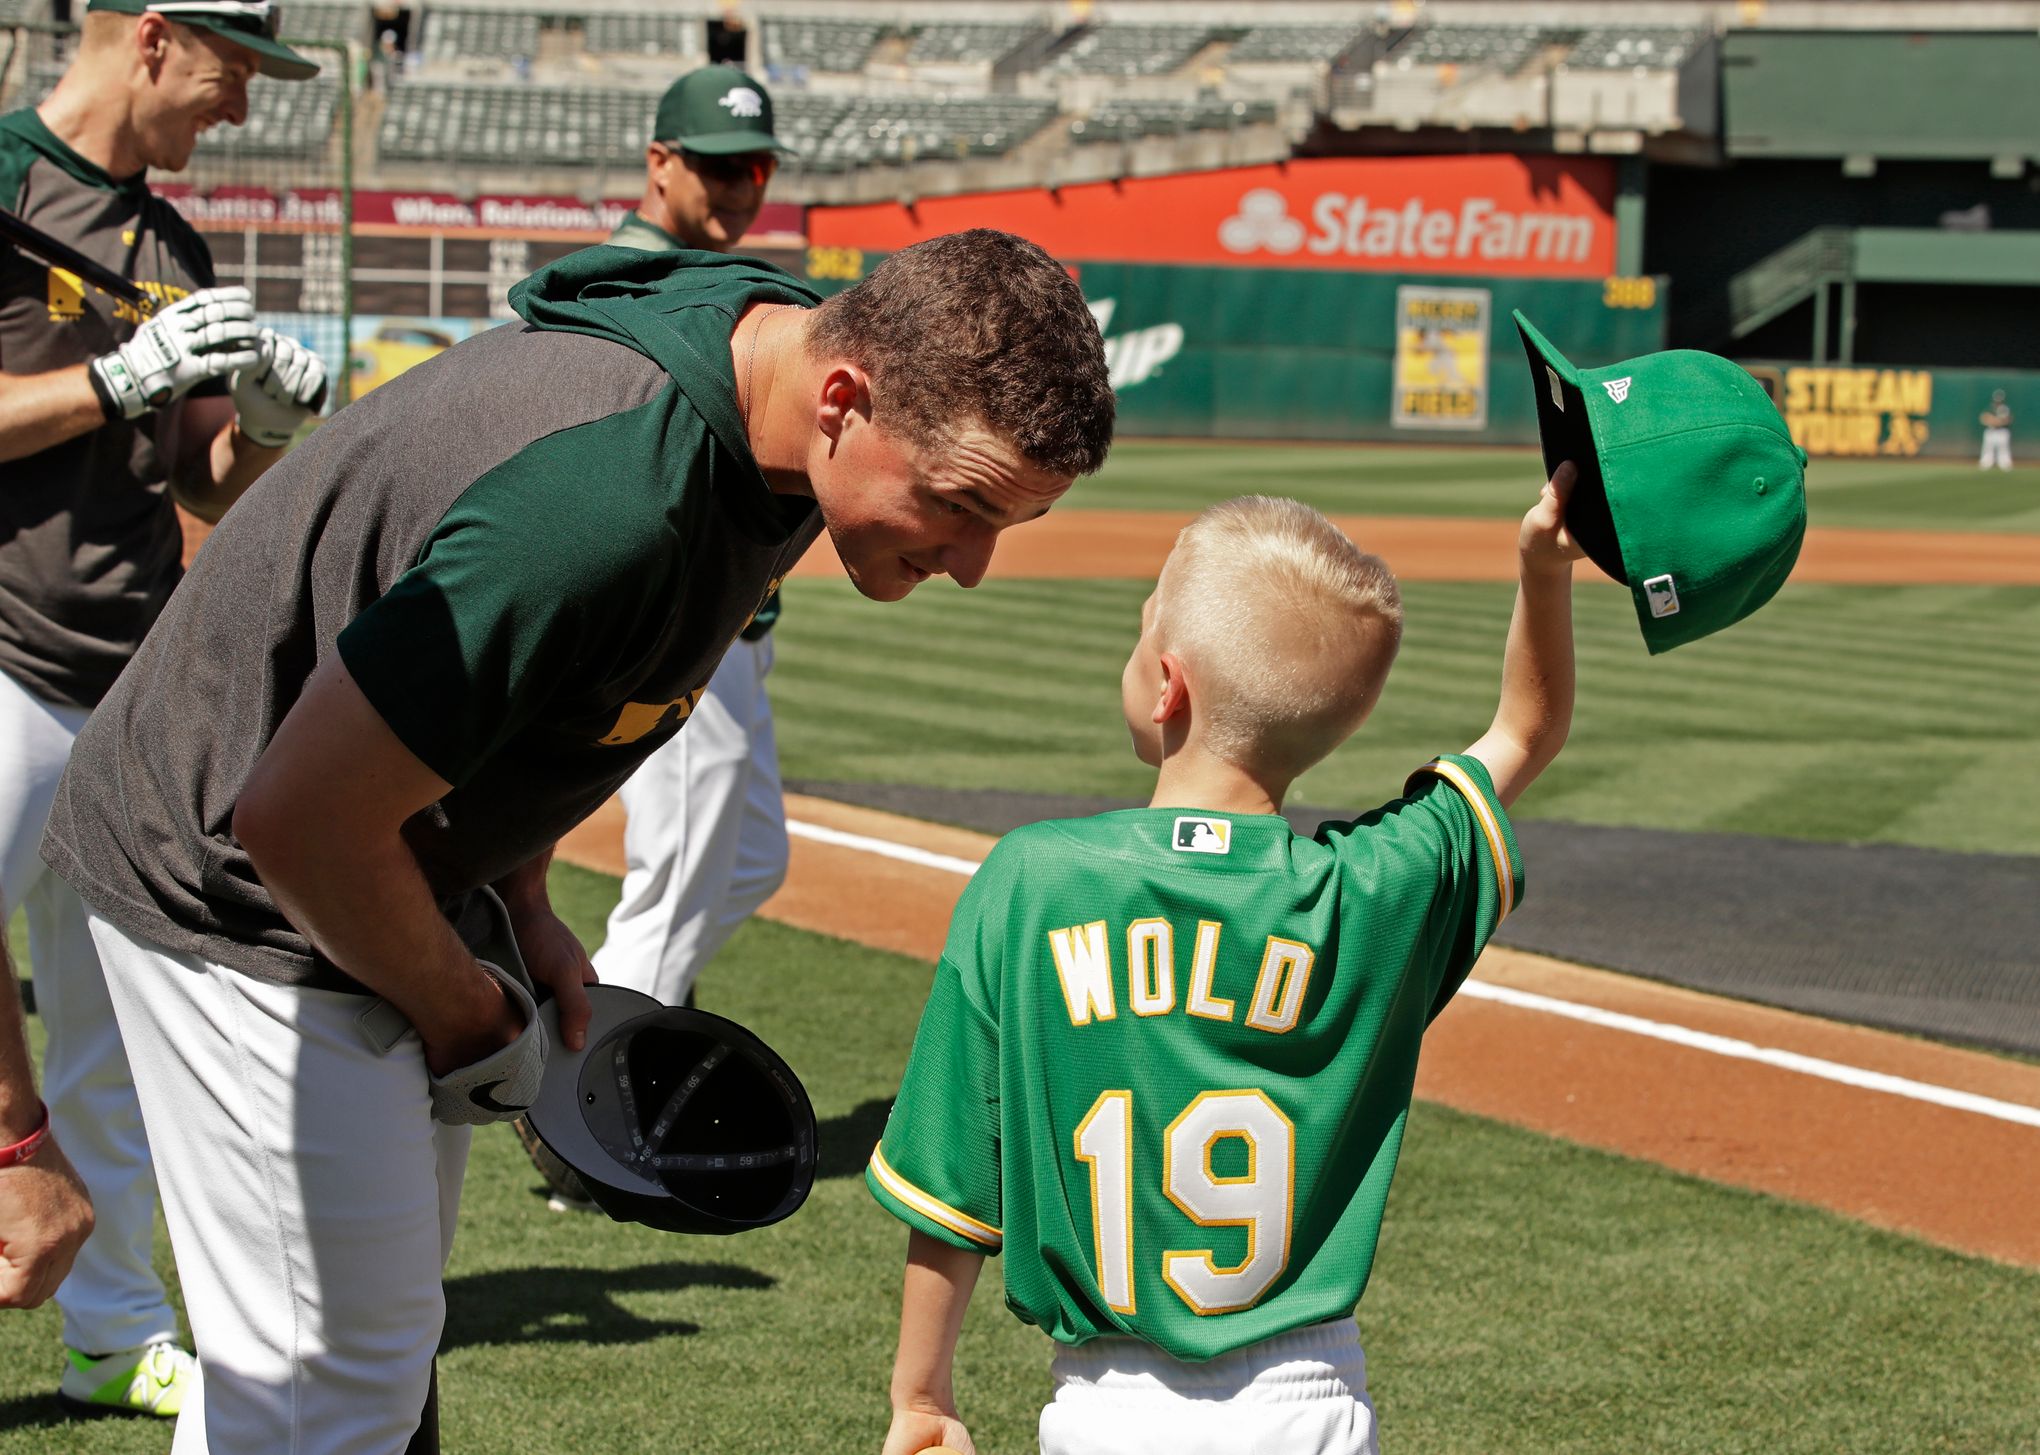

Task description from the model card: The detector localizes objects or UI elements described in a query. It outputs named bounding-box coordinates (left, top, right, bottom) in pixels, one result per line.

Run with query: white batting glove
left=87, top=285, right=261, bottom=421
left=231, top=330, right=329, bottom=448
left=428, top=956, right=549, bottom=1126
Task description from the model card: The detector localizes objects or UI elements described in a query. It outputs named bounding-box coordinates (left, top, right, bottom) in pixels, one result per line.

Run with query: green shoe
left=58, top=1340, right=196, bottom=1418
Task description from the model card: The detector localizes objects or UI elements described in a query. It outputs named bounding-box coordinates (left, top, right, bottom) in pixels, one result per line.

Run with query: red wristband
left=0, top=1102, right=51, bottom=1168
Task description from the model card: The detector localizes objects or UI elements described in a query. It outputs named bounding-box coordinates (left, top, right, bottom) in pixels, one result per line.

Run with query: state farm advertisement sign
left=808, top=156, right=1615, bottom=277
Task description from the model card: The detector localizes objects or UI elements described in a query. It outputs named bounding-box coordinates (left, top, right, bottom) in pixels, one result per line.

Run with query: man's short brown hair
left=804, top=229, right=1114, bottom=478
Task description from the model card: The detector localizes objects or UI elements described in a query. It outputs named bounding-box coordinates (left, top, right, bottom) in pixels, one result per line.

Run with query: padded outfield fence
left=1, top=21, right=356, bottom=408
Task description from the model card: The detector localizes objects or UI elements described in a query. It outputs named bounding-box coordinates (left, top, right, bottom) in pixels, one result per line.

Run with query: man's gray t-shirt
left=0, top=107, right=224, bottom=708
left=42, top=258, right=821, bottom=989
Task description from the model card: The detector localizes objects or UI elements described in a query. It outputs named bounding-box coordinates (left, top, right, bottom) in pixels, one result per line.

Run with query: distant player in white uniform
left=594, top=66, right=796, bottom=1011
left=868, top=476, right=1584, bottom=1455
left=1978, top=390, right=2013, bottom=470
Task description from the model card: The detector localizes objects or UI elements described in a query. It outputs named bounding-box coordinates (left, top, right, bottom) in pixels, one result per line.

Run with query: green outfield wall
left=1742, top=362, right=2040, bottom=462
left=804, top=251, right=1667, bottom=444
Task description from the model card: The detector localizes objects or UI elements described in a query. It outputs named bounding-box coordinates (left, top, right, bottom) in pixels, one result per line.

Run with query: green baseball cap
left=88, top=0, right=320, bottom=80
left=652, top=65, right=792, bottom=156
left=1514, top=311, right=1807, bottom=654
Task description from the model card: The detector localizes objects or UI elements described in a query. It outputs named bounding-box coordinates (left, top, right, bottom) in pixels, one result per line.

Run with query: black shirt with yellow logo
left=0, top=107, right=224, bottom=708
left=43, top=251, right=821, bottom=989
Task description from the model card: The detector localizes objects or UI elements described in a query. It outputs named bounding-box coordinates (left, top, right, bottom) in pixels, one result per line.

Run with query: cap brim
left=527, top=985, right=671, bottom=1201
left=184, top=17, right=320, bottom=79
left=1513, top=310, right=1625, bottom=584
left=675, top=130, right=797, bottom=157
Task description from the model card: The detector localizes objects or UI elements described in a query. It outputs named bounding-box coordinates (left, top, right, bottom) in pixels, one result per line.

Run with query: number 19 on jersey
left=1073, top=1089, right=1295, bottom=1317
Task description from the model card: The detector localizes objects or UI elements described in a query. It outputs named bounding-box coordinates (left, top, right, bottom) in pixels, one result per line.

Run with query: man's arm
left=232, top=656, right=590, bottom=1067
left=880, top=1228, right=984, bottom=1455
left=492, top=845, right=598, bottom=1045
left=1464, top=462, right=1585, bottom=808
left=0, top=366, right=111, bottom=464
left=0, top=924, right=94, bottom=1309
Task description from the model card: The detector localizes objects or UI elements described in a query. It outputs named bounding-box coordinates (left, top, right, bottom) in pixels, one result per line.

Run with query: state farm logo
left=1219, top=189, right=1304, bottom=256
left=1217, top=190, right=1596, bottom=265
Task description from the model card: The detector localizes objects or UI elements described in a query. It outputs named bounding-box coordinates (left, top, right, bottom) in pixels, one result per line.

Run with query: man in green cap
left=509, top=65, right=798, bottom=1180
left=613, top=63, right=791, bottom=254
left=0, top=0, right=325, bottom=1420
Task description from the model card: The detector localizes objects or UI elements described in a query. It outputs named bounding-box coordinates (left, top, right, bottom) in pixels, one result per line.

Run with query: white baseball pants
left=88, top=911, right=468, bottom=1455
left=1979, top=427, right=2013, bottom=470
left=1039, top=1318, right=1380, bottom=1455
left=592, top=634, right=787, bottom=1005
left=0, top=665, right=177, bottom=1357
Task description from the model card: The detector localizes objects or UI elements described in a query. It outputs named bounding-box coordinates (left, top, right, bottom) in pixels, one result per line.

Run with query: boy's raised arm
left=1465, top=462, right=1586, bottom=808
left=882, top=1229, right=985, bottom=1455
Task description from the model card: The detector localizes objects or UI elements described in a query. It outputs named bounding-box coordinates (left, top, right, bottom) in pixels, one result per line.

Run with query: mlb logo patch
left=1602, top=377, right=1634, bottom=404
left=1172, top=817, right=1232, bottom=855
left=1643, top=574, right=1681, bottom=617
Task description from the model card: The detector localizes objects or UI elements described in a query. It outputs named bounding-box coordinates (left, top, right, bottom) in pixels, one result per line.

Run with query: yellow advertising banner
left=1393, top=285, right=1491, bottom=430
left=1764, top=366, right=1934, bottom=457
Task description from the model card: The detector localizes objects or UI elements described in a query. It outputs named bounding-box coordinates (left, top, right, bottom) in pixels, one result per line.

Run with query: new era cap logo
left=1172, top=817, right=1232, bottom=855
left=719, top=87, right=764, bottom=118
left=1644, top=574, right=1681, bottom=617
left=1603, top=377, right=1633, bottom=404
left=1547, top=366, right=1564, bottom=410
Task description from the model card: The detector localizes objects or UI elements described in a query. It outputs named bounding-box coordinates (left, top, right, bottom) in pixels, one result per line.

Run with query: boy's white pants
left=1040, top=1318, right=1379, bottom=1455
left=88, top=911, right=469, bottom=1455
left=592, top=635, right=787, bottom=1004
left=0, top=665, right=177, bottom=1357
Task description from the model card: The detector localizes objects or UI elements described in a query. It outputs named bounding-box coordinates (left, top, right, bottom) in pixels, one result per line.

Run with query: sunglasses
left=677, top=149, right=778, bottom=189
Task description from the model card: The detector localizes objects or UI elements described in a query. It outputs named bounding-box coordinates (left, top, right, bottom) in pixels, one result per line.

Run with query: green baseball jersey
left=867, top=755, right=1522, bottom=1363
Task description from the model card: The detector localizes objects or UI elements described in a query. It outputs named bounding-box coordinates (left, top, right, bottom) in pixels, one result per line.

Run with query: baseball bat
left=0, top=206, right=158, bottom=316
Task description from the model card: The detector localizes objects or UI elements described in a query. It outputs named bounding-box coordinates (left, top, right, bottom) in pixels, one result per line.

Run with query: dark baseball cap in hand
left=653, top=65, right=794, bottom=156
left=88, top=0, right=320, bottom=80
left=1515, top=311, right=1807, bottom=654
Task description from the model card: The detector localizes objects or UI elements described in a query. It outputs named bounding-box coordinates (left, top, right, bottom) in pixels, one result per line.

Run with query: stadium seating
left=580, top=12, right=697, bottom=58
left=783, top=92, right=1059, bottom=172
left=1227, top=24, right=1365, bottom=65
left=1068, top=97, right=1276, bottom=145
left=277, top=1, right=367, bottom=48
left=1384, top=24, right=1555, bottom=74
left=1563, top=27, right=1705, bottom=71
left=417, top=7, right=540, bottom=64
left=0, top=0, right=48, bottom=22
left=902, top=22, right=1043, bottom=67
left=762, top=16, right=886, bottom=73
left=199, top=76, right=341, bottom=157
left=377, top=83, right=649, bottom=167
left=1043, top=24, right=1215, bottom=79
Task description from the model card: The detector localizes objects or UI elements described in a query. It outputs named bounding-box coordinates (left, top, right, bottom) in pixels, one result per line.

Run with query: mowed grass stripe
left=776, top=579, right=2040, bottom=854
left=1077, top=440, right=2040, bottom=532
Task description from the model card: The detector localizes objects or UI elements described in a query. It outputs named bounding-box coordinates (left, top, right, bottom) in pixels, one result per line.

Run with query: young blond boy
left=867, top=469, right=1582, bottom=1455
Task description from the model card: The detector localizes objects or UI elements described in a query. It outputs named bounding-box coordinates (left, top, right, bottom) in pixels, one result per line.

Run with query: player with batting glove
left=0, top=0, right=325, bottom=1418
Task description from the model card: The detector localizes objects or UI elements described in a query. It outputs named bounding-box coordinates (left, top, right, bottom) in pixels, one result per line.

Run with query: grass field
left=7, top=871, right=2040, bottom=1454
left=1076, top=441, right=2040, bottom=533
left=773, top=577, right=2040, bottom=857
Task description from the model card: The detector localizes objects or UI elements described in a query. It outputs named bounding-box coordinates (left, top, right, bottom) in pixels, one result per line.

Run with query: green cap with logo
left=87, top=0, right=320, bottom=80
left=653, top=65, right=792, bottom=156
left=1514, top=311, right=1807, bottom=654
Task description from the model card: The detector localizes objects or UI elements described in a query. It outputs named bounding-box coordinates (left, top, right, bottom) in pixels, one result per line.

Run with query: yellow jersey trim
left=869, top=1145, right=1003, bottom=1249
left=1416, top=759, right=1517, bottom=923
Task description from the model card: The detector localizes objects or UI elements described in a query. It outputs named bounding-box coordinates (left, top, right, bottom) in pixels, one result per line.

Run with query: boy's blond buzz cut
left=1154, top=496, right=1403, bottom=781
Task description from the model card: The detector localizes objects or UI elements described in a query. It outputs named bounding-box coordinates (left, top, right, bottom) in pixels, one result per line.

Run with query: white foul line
left=787, top=818, right=987, bottom=879
left=786, top=817, right=2040, bottom=1131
